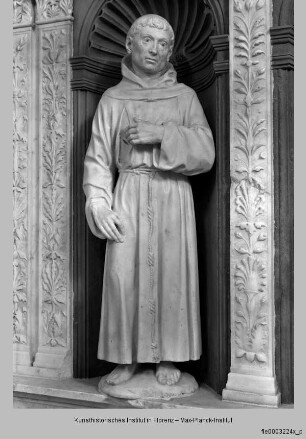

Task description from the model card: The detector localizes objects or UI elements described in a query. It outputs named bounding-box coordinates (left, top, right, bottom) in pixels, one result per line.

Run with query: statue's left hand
left=123, top=117, right=164, bottom=145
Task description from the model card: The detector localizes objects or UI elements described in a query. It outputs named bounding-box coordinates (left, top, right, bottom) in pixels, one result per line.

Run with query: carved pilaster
left=41, top=29, right=69, bottom=349
left=223, top=0, right=280, bottom=406
left=13, top=21, right=32, bottom=368
left=13, top=0, right=73, bottom=377
left=32, top=21, right=72, bottom=377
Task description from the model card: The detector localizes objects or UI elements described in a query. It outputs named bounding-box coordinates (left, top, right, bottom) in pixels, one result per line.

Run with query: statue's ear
left=167, top=47, right=173, bottom=62
left=126, top=37, right=132, bottom=54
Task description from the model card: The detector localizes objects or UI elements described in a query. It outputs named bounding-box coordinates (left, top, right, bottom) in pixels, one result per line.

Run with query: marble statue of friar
left=83, top=14, right=215, bottom=388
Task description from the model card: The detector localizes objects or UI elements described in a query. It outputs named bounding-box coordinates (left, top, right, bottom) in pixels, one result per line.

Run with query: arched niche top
left=72, top=0, right=229, bottom=93
left=88, top=0, right=215, bottom=76
left=76, top=0, right=228, bottom=55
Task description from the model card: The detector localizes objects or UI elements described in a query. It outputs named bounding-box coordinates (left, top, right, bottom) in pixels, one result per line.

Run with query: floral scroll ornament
left=13, top=35, right=29, bottom=344
left=234, top=257, right=268, bottom=362
left=37, top=0, right=73, bottom=20
left=13, top=0, right=33, bottom=25
left=41, top=30, right=68, bottom=348
left=233, top=0, right=266, bottom=112
left=232, top=0, right=267, bottom=188
left=232, top=0, right=269, bottom=364
left=234, top=181, right=266, bottom=255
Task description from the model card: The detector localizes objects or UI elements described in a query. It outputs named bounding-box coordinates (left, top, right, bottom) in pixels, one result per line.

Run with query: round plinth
left=98, top=369, right=198, bottom=400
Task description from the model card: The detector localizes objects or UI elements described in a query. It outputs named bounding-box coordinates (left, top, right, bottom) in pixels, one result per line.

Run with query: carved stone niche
left=72, top=0, right=217, bottom=94
left=71, top=0, right=231, bottom=391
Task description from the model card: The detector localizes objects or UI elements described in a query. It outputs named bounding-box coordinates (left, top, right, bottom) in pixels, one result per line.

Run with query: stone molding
left=70, top=56, right=217, bottom=95
left=223, top=0, right=280, bottom=406
left=210, top=34, right=229, bottom=76
left=270, top=25, right=294, bottom=70
left=70, top=55, right=122, bottom=94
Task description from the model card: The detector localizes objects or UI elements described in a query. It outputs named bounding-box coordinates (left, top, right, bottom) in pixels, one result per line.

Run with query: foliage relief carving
left=232, top=0, right=270, bottom=364
left=37, top=0, right=73, bottom=20
left=13, top=0, right=33, bottom=25
left=41, top=30, right=68, bottom=348
left=13, top=35, right=29, bottom=344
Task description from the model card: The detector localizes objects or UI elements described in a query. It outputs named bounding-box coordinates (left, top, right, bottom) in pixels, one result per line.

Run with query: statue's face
left=127, top=25, right=172, bottom=77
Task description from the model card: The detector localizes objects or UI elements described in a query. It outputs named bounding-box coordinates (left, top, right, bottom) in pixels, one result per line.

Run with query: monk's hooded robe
left=83, top=56, right=215, bottom=364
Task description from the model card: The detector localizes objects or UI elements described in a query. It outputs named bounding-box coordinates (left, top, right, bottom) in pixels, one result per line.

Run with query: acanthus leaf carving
left=41, top=29, right=68, bottom=348
left=13, top=0, right=33, bottom=26
left=37, top=0, right=73, bottom=21
left=232, top=0, right=270, bottom=365
left=256, top=0, right=265, bottom=10
left=13, top=34, right=29, bottom=344
left=234, top=256, right=268, bottom=361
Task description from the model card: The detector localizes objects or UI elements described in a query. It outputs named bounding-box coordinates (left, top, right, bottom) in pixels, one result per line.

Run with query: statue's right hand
left=91, top=203, right=125, bottom=243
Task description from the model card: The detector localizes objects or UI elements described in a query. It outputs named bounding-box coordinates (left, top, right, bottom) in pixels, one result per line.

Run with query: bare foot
left=156, top=362, right=181, bottom=386
left=106, top=364, right=137, bottom=385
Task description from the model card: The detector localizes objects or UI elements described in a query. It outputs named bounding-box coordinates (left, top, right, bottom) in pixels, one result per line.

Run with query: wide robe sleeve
left=154, top=92, right=215, bottom=176
left=83, top=95, right=117, bottom=239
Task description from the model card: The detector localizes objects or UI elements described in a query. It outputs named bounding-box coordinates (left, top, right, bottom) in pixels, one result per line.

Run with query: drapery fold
left=83, top=58, right=215, bottom=363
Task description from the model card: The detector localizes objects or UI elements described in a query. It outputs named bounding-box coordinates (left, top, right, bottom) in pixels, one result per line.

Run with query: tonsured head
left=126, top=15, right=175, bottom=78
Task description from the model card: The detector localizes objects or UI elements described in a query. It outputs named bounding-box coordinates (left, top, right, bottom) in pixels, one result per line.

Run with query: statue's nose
left=149, top=42, right=157, bottom=55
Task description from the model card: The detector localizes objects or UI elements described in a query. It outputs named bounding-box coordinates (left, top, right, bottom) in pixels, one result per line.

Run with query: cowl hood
left=105, top=55, right=191, bottom=101
left=121, top=54, right=177, bottom=89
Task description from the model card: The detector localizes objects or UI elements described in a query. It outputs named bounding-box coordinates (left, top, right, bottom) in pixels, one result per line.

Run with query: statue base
left=98, top=369, right=198, bottom=400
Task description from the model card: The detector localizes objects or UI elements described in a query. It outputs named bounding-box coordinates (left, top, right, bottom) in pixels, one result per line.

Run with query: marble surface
left=13, top=376, right=286, bottom=409
left=225, top=0, right=280, bottom=407
left=98, top=370, right=198, bottom=400
left=13, top=7, right=74, bottom=379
